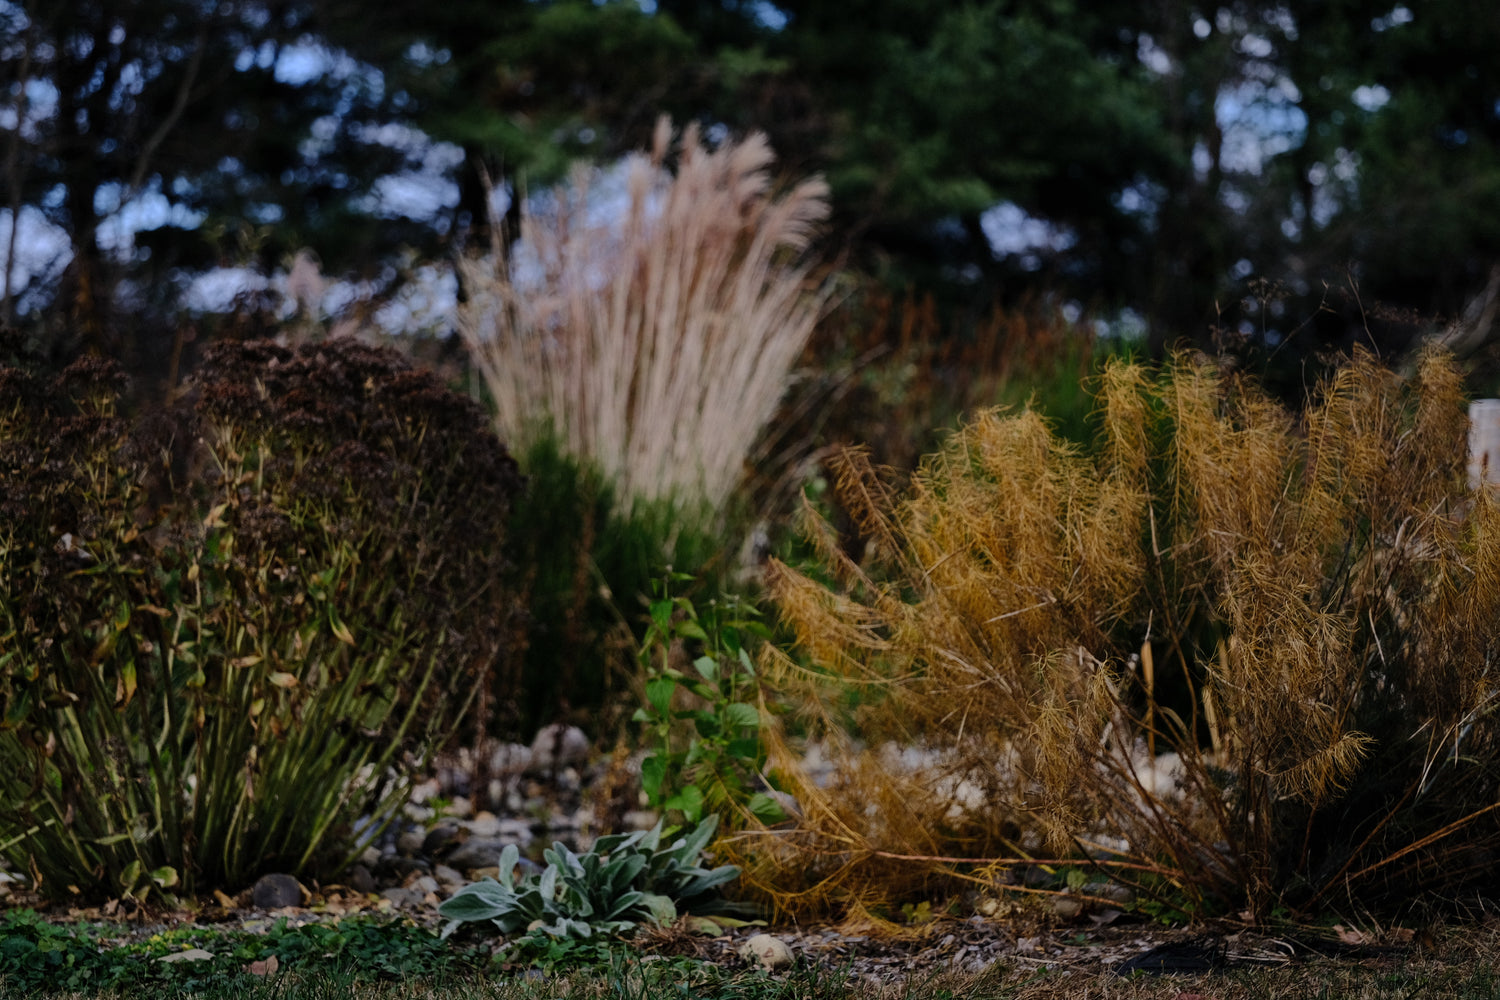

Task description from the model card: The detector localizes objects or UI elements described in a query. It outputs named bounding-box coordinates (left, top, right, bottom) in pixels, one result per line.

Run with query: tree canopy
left=4, top=0, right=1498, bottom=379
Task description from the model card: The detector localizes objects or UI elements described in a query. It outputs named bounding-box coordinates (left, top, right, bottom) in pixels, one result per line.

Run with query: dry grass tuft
left=730, top=349, right=1500, bottom=922
left=459, top=117, right=830, bottom=519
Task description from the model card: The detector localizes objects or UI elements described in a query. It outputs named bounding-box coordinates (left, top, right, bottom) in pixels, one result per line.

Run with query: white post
left=1469, top=399, right=1500, bottom=490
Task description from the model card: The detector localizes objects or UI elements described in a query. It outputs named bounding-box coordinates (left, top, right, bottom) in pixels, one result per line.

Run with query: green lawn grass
left=20, top=959, right=1500, bottom=1000
left=8, top=918, right=1500, bottom=1000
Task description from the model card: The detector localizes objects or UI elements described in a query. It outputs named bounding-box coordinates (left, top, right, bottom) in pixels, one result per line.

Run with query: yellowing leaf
left=328, top=610, right=355, bottom=646
left=268, top=672, right=298, bottom=688
left=203, top=503, right=230, bottom=529
left=231, top=655, right=263, bottom=669
left=116, top=662, right=137, bottom=706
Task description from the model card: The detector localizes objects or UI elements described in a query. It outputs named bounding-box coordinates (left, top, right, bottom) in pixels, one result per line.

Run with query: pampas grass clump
left=460, top=117, right=829, bottom=520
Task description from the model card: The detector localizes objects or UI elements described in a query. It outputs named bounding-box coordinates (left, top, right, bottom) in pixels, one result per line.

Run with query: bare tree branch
left=2, top=15, right=34, bottom=324
left=125, top=6, right=217, bottom=198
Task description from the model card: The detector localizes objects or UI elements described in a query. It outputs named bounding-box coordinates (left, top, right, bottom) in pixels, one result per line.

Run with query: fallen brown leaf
left=246, top=954, right=280, bottom=977
left=1332, top=924, right=1370, bottom=946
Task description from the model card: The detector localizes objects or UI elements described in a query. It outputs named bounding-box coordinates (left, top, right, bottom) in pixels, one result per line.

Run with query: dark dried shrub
left=0, top=337, right=524, bottom=898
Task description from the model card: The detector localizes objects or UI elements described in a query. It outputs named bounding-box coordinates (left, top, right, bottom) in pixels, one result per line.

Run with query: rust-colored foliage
left=731, top=349, right=1500, bottom=921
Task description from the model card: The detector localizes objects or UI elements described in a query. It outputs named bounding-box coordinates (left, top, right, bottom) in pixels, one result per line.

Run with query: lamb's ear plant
left=633, top=578, right=786, bottom=828
left=438, top=816, right=743, bottom=959
left=0, top=341, right=525, bottom=897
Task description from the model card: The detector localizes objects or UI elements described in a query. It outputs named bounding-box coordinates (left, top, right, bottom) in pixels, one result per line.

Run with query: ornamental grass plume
left=459, top=117, right=830, bottom=521
left=728, top=349, right=1500, bottom=922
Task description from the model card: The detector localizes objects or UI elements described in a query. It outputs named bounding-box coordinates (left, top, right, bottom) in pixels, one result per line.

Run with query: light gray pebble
left=460, top=813, right=503, bottom=838
left=380, top=887, right=424, bottom=907
left=529, top=723, right=590, bottom=771
left=488, top=743, right=533, bottom=775
left=739, top=934, right=794, bottom=969
left=403, top=803, right=435, bottom=823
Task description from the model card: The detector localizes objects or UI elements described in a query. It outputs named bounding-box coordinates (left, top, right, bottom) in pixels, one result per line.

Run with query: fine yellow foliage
left=730, top=349, right=1500, bottom=920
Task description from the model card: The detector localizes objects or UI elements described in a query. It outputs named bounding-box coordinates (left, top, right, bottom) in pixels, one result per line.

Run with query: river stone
left=498, top=817, right=535, bottom=843
left=1052, top=895, right=1083, bottom=919
left=380, top=887, right=424, bottom=908
left=461, top=812, right=503, bottom=838
left=445, top=836, right=514, bottom=871
left=1082, top=881, right=1134, bottom=905
left=374, top=855, right=431, bottom=880
left=346, top=864, right=377, bottom=894
left=529, top=723, right=590, bottom=771
left=740, top=934, right=795, bottom=970
left=488, top=742, right=533, bottom=776
left=422, top=823, right=460, bottom=855
left=433, top=864, right=465, bottom=888
left=251, top=873, right=303, bottom=909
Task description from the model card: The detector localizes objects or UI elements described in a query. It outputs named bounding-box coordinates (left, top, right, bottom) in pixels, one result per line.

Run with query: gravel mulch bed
left=0, top=733, right=1430, bottom=986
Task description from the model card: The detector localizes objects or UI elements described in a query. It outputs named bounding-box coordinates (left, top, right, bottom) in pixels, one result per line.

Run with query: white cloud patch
left=0, top=206, right=72, bottom=313
left=1352, top=84, right=1391, bottom=112
left=981, top=202, right=1076, bottom=271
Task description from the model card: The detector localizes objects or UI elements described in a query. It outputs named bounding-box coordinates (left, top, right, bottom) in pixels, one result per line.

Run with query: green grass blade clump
left=0, top=340, right=525, bottom=898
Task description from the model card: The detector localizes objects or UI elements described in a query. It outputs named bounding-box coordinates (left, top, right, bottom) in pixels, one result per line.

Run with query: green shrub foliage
left=0, top=340, right=524, bottom=897
left=501, top=432, right=729, bottom=739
